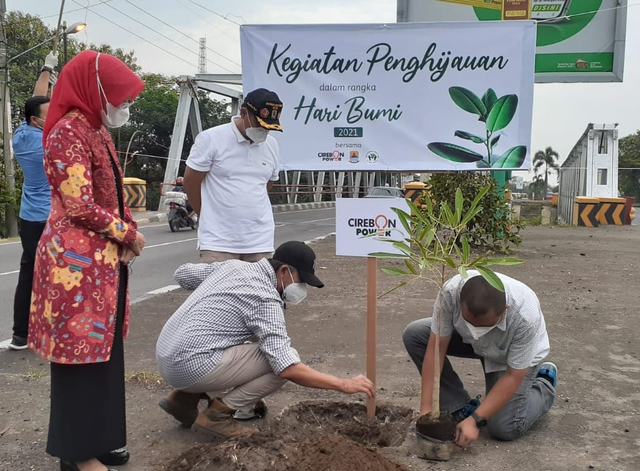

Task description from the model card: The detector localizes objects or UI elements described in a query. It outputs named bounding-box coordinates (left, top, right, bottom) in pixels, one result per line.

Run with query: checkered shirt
left=156, top=259, right=300, bottom=389
left=433, top=270, right=550, bottom=373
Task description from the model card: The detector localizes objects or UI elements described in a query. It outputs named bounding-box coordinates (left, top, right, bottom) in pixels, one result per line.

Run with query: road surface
left=0, top=207, right=335, bottom=343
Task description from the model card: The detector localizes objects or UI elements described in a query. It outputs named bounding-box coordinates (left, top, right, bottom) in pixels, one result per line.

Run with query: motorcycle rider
left=173, top=176, right=196, bottom=220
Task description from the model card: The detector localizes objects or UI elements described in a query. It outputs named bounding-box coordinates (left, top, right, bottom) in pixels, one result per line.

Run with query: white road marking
left=0, top=339, right=11, bottom=350
left=0, top=270, right=19, bottom=277
left=298, top=217, right=335, bottom=225
left=0, top=240, right=21, bottom=247
left=145, top=238, right=198, bottom=249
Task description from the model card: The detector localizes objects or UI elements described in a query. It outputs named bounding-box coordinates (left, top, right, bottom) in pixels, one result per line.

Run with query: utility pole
left=0, top=0, right=18, bottom=237
left=198, top=38, right=207, bottom=74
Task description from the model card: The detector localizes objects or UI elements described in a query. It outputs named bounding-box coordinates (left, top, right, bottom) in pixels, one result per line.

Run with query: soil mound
left=273, top=400, right=414, bottom=447
left=164, top=401, right=414, bottom=471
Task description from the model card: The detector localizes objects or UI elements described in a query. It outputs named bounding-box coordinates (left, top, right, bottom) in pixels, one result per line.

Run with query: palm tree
left=533, top=147, right=560, bottom=196
left=528, top=175, right=546, bottom=200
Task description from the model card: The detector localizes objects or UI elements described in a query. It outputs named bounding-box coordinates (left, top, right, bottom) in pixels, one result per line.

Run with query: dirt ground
left=1, top=225, right=639, bottom=471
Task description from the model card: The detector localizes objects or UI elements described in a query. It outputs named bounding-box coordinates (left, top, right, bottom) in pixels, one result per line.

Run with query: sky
left=8, top=0, right=640, bottom=184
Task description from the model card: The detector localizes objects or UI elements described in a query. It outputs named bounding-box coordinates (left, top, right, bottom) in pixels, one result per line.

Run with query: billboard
left=241, top=22, right=536, bottom=172
left=397, top=0, right=628, bottom=83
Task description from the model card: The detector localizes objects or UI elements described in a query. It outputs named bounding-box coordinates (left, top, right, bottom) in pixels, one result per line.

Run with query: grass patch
left=20, top=368, right=48, bottom=381
left=521, top=216, right=542, bottom=226
left=125, top=371, right=164, bottom=386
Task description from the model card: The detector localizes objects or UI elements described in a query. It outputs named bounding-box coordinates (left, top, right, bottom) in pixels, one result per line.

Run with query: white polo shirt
left=186, top=118, right=281, bottom=253
left=434, top=271, right=550, bottom=373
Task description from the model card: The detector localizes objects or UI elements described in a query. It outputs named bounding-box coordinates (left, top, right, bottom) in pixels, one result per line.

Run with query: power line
left=40, top=0, right=112, bottom=19
left=183, top=0, right=242, bottom=26
left=175, top=0, right=239, bottom=43
left=121, top=0, right=240, bottom=70
left=70, top=0, right=197, bottom=69
left=95, top=1, right=235, bottom=73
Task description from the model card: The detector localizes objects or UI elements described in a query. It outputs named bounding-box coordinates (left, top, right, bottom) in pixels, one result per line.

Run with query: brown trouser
left=183, top=343, right=291, bottom=413
left=200, top=250, right=272, bottom=263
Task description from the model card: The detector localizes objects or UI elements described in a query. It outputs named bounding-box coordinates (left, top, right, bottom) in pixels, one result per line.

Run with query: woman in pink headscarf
left=30, top=50, right=145, bottom=471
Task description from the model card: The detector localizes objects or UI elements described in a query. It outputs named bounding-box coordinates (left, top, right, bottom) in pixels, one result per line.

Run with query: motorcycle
left=165, top=191, right=197, bottom=232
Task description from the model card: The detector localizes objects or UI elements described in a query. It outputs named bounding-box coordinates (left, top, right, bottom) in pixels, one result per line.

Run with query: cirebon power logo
left=348, top=214, right=397, bottom=237
left=318, top=150, right=344, bottom=162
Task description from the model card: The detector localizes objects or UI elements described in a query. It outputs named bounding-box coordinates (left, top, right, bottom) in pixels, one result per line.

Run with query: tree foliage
left=618, top=130, right=640, bottom=201
left=427, top=172, right=523, bottom=253
left=533, top=146, right=559, bottom=196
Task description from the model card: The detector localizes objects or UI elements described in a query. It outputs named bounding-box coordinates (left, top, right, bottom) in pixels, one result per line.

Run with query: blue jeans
left=403, top=317, right=556, bottom=441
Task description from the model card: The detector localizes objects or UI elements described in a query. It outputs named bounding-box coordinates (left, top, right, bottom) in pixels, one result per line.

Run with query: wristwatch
left=471, top=412, right=487, bottom=429
left=40, top=66, right=54, bottom=74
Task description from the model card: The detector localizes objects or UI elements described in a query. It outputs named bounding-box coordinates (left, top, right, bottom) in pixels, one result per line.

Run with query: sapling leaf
left=449, top=86, right=487, bottom=117
left=476, top=266, right=505, bottom=291
left=476, top=160, right=491, bottom=168
left=428, top=143, right=484, bottom=163
left=392, top=241, right=413, bottom=255
left=454, top=188, right=463, bottom=225
left=381, top=267, right=410, bottom=276
left=491, top=135, right=501, bottom=149
left=482, top=257, right=523, bottom=266
left=486, top=95, right=518, bottom=132
left=368, top=252, right=406, bottom=259
left=454, top=130, right=485, bottom=144
left=458, top=266, right=468, bottom=279
left=378, top=281, right=408, bottom=298
left=461, top=236, right=470, bottom=262
left=404, top=260, right=419, bottom=275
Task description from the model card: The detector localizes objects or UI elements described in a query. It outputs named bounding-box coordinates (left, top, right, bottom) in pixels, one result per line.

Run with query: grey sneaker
left=8, top=335, right=28, bottom=350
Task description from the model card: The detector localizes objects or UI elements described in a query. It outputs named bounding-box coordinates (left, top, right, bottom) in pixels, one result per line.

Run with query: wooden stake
left=366, top=257, right=377, bottom=417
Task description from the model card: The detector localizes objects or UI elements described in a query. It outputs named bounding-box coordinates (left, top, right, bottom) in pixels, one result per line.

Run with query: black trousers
left=12, top=218, right=46, bottom=339
left=46, top=266, right=128, bottom=462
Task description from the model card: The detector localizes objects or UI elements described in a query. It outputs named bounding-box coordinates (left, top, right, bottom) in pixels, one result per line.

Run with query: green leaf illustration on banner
left=486, top=95, right=518, bottom=132
left=454, top=130, right=485, bottom=144
left=492, top=146, right=527, bottom=168
left=427, top=143, right=483, bottom=163
left=482, top=88, right=498, bottom=112
left=449, top=87, right=487, bottom=118
left=429, top=87, right=526, bottom=168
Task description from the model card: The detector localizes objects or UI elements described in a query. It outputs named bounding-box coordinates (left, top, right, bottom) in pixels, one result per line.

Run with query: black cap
left=273, top=241, right=324, bottom=288
left=243, top=88, right=283, bottom=132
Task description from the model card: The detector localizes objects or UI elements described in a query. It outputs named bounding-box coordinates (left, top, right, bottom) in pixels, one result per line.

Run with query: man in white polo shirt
left=403, top=272, right=557, bottom=448
left=184, top=88, right=284, bottom=262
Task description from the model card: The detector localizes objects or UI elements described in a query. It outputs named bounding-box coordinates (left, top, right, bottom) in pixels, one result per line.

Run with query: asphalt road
left=0, top=207, right=336, bottom=343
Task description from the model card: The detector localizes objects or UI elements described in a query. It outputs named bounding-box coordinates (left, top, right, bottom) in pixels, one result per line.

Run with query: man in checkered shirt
left=403, top=271, right=557, bottom=448
left=156, top=241, right=375, bottom=440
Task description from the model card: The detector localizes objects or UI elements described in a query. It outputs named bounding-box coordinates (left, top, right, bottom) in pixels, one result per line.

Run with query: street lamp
left=7, top=22, right=86, bottom=65
left=62, top=21, right=87, bottom=66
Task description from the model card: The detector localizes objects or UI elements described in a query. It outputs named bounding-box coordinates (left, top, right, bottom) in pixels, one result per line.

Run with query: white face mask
left=281, top=267, right=308, bottom=305
left=464, top=320, right=497, bottom=340
left=246, top=125, right=269, bottom=144
left=96, top=53, right=131, bottom=129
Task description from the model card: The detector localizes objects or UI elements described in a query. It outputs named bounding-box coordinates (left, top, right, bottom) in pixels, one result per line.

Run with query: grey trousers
left=403, top=318, right=556, bottom=441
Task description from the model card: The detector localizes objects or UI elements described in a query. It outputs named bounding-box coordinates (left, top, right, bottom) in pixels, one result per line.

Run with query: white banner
left=241, top=22, right=536, bottom=172
left=335, top=198, right=409, bottom=258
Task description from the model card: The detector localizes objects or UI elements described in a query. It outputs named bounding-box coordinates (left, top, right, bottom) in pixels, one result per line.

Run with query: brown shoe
left=159, top=390, right=210, bottom=427
left=192, top=398, right=254, bottom=440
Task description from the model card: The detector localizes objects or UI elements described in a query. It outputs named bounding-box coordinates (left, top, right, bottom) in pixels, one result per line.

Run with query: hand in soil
left=340, top=374, right=376, bottom=398
left=455, top=417, right=479, bottom=448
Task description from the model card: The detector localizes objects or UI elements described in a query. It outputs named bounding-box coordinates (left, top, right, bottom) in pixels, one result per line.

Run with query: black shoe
left=60, top=461, right=117, bottom=471
left=97, top=447, right=130, bottom=466
left=8, top=335, right=28, bottom=350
